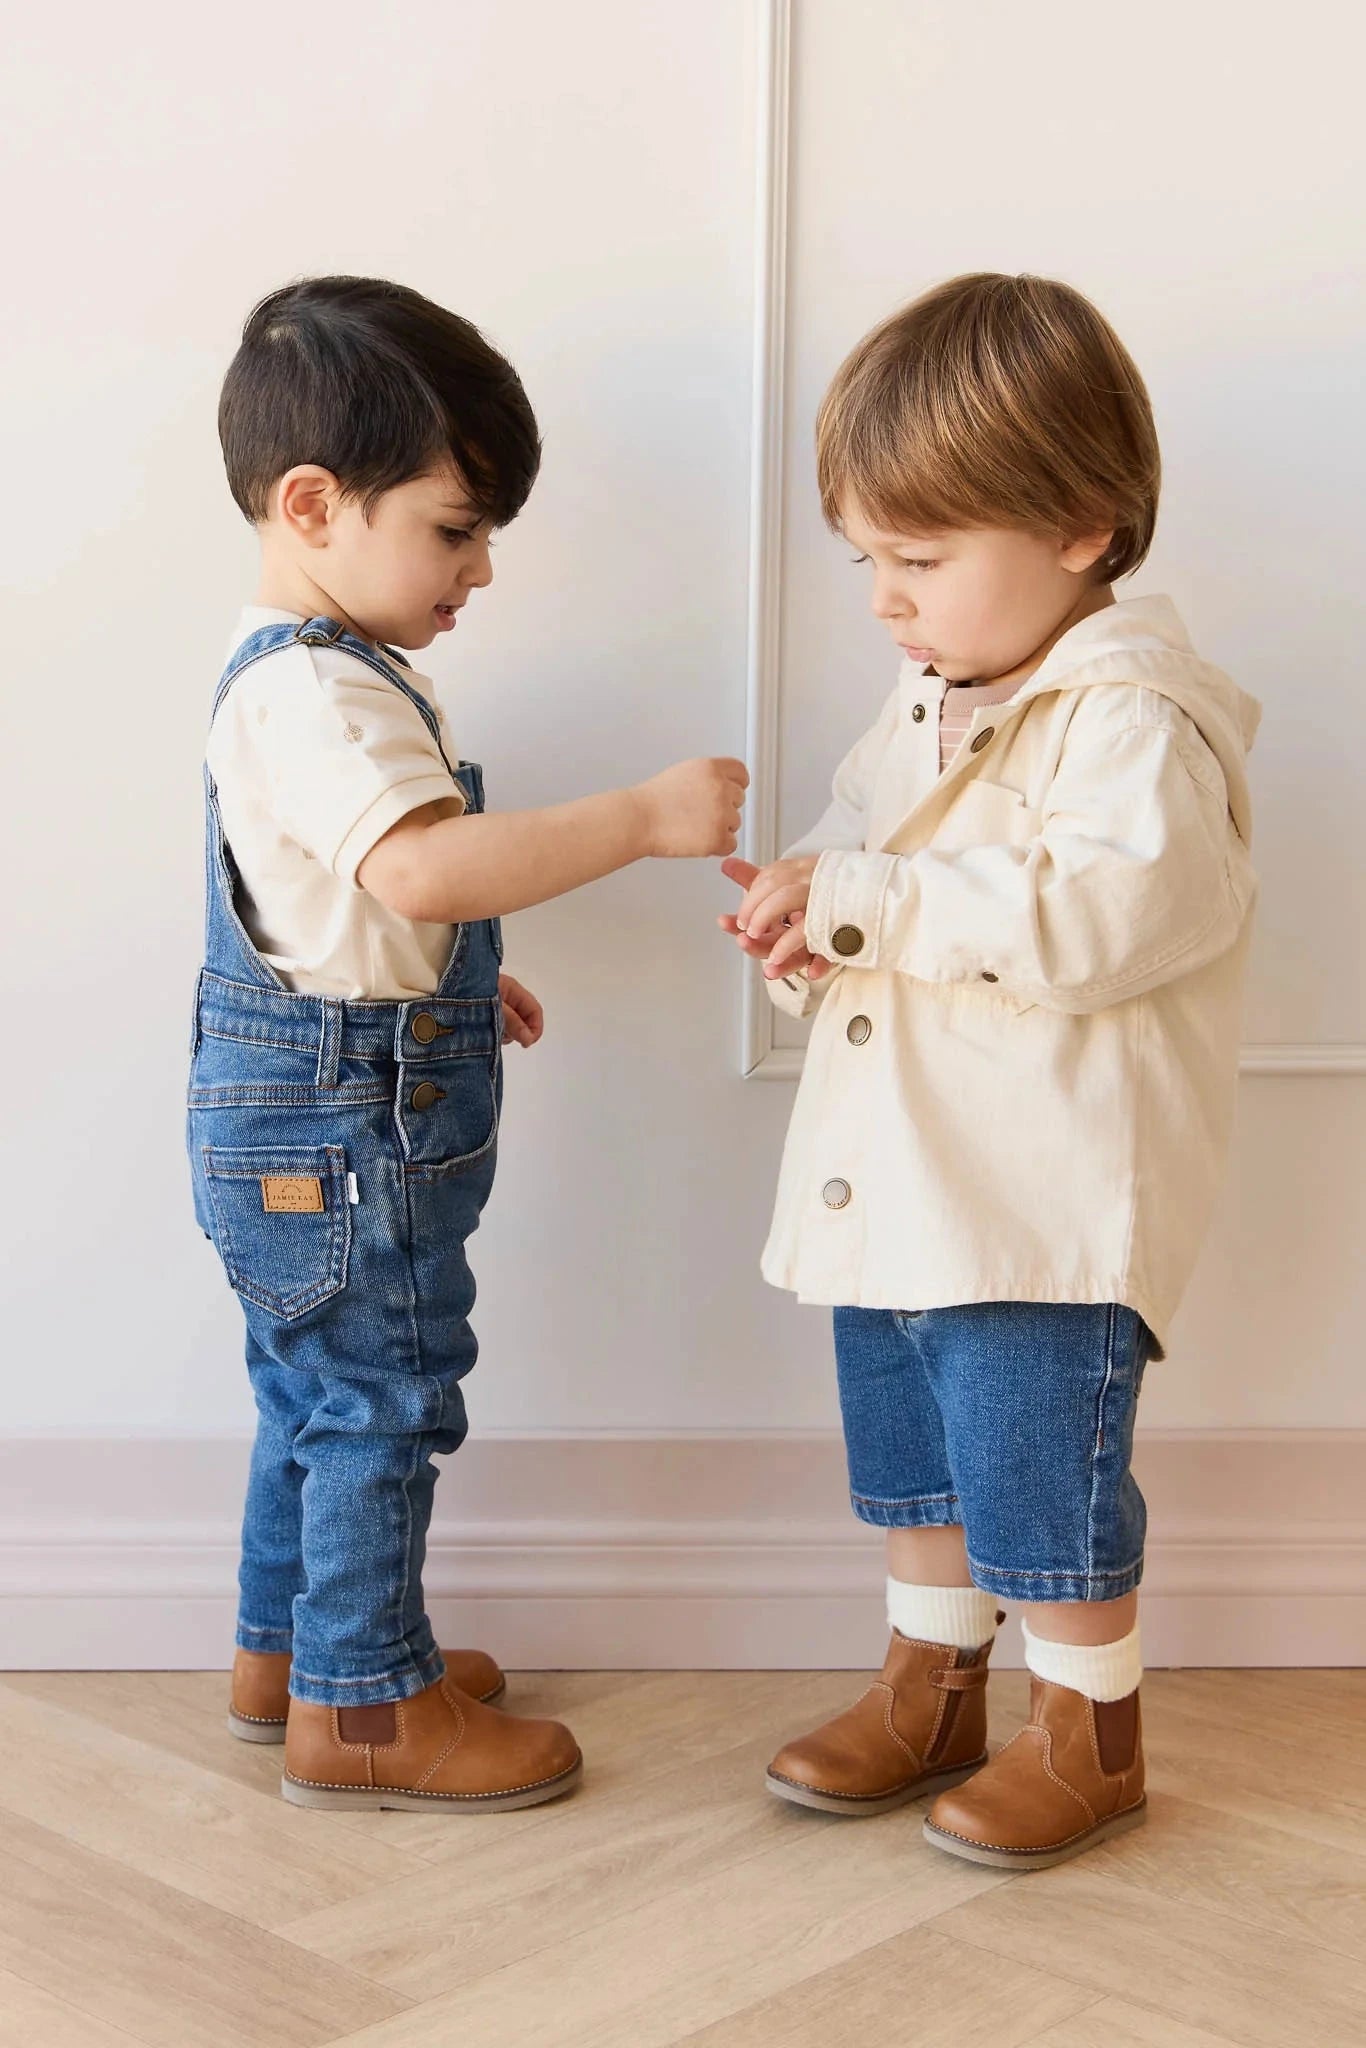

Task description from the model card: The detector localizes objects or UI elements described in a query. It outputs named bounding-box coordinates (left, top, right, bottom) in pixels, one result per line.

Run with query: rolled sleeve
left=805, top=849, right=901, bottom=969
left=245, top=651, right=465, bottom=887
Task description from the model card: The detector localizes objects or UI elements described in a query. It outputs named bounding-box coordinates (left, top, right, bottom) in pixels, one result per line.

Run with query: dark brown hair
left=219, top=275, right=540, bottom=526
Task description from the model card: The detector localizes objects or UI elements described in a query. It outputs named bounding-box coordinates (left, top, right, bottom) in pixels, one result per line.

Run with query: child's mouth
left=434, top=604, right=459, bottom=631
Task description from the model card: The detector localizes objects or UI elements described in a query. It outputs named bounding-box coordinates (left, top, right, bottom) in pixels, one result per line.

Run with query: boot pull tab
left=928, top=1664, right=990, bottom=1691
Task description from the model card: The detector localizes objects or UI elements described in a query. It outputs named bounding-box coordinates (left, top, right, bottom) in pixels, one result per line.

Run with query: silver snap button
left=970, top=727, right=995, bottom=753
left=822, top=1178, right=852, bottom=1210
left=846, top=1015, right=872, bottom=1045
left=911, top=703, right=927, bottom=723
left=831, top=925, right=865, bottom=958
left=981, top=972, right=999, bottom=984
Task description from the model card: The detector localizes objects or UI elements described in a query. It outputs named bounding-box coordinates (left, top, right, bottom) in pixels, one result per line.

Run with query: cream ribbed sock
left=885, top=1577, right=999, bottom=1652
left=1022, top=1618, right=1143, bottom=1702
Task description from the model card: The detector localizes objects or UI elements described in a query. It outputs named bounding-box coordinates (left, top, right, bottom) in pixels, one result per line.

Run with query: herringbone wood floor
left=0, top=1667, right=1362, bottom=2046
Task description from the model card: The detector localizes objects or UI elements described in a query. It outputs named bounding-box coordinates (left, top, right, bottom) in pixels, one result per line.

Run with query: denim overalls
left=187, top=617, right=503, bottom=1707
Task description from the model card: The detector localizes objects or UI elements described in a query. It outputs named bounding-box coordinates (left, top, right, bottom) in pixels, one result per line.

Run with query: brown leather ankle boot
left=924, top=1676, right=1146, bottom=1868
left=766, top=1626, right=1000, bottom=1816
left=228, top=1646, right=506, bottom=1743
left=282, top=1673, right=581, bottom=1812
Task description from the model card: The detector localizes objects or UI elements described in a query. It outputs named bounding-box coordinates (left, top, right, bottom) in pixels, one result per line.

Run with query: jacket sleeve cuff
left=805, top=850, right=903, bottom=969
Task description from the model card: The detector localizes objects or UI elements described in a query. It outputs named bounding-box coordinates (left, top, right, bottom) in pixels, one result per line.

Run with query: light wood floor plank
left=666, top=1924, right=1098, bottom=2047
left=0, top=1680, right=422, bottom=1926
left=280, top=1726, right=856, bottom=1989
left=933, top=1861, right=1366, bottom=2048
left=0, top=1809, right=410, bottom=2048
left=1, top=1670, right=1354, bottom=2047
left=0, top=1966, right=150, bottom=2048
left=1088, top=1789, right=1366, bottom=1961
left=1020, top=1996, right=1248, bottom=2047
left=277, top=1674, right=884, bottom=1989
left=315, top=1808, right=1005, bottom=2048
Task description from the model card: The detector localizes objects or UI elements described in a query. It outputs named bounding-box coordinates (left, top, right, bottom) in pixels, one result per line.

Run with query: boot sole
left=766, top=1755, right=988, bottom=1817
left=923, top=1795, right=1147, bottom=1869
left=227, top=1675, right=507, bottom=1745
left=280, top=1753, right=582, bottom=1813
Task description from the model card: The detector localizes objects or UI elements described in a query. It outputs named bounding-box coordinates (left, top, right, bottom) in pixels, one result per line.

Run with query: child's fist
left=636, top=758, right=749, bottom=858
left=499, top=973, right=544, bottom=1048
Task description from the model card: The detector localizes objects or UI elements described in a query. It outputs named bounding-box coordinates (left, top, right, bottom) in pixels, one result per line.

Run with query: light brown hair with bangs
left=816, top=273, right=1160, bottom=581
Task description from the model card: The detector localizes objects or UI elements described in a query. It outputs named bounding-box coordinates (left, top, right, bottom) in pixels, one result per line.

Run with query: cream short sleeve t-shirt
left=206, top=607, right=464, bottom=999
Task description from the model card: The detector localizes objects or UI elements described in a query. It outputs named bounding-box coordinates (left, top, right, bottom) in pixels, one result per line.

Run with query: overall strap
left=211, top=617, right=461, bottom=783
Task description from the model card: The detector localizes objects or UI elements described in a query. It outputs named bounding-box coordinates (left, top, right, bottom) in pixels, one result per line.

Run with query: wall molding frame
left=738, top=0, right=1366, bottom=1083
left=3, top=1430, right=1362, bottom=1672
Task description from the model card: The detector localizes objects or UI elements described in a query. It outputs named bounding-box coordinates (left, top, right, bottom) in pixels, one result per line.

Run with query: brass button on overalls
left=410, top=1012, right=441, bottom=1045
left=410, top=1081, right=445, bottom=1113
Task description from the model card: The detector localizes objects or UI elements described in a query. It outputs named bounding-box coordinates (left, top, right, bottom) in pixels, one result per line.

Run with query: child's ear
left=1060, top=528, right=1115, bottom=576
left=274, top=465, right=341, bottom=549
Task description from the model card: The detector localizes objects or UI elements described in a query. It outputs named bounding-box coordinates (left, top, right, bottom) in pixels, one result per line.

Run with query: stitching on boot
left=929, top=1801, right=1145, bottom=1855
left=1040, top=1727, right=1097, bottom=1824
left=284, top=1759, right=580, bottom=1798
left=410, top=1681, right=467, bottom=1788
left=877, top=1682, right=920, bottom=1766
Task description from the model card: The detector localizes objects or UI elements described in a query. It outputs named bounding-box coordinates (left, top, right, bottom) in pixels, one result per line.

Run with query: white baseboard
left=1, top=1432, right=1363, bottom=1670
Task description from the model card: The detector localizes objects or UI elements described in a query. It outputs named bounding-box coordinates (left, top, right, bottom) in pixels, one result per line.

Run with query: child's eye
left=849, top=553, right=870, bottom=566
left=439, top=526, right=473, bottom=546
left=900, top=558, right=938, bottom=571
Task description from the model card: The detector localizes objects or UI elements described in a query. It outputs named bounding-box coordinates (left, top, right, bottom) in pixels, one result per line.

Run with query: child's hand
left=634, top=758, right=749, bottom=858
left=499, top=973, right=544, bottom=1048
left=718, top=857, right=833, bottom=982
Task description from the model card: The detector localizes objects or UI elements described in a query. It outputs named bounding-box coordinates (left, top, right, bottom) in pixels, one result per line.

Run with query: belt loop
left=316, top=999, right=343, bottom=1088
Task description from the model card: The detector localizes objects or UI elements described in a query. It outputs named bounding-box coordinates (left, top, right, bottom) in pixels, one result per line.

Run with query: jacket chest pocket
left=201, top=1143, right=351, bottom=1319
left=397, top=1048, right=502, bottom=1174
left=927, top=775, right=1043, bottom=855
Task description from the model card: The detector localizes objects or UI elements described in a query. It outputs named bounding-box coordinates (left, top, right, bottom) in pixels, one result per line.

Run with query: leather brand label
left=261, top=1176, right=324, bottom=1213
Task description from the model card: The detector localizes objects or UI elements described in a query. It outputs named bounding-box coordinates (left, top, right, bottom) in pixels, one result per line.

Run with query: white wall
left=1, top=1, right=1363, bottom=1665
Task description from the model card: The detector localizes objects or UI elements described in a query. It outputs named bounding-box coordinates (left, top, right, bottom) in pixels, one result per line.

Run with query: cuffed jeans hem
left=287, top=1646, right=446, bottom=1708
left=236, top=1620, right=295, bottom=1651
left=967, top=1554, right=1145, bottom=1602
left=850, top=1490, right=962, bottom=1531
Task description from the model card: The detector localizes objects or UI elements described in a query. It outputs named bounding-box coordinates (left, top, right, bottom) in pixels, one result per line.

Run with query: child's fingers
left=743, top=884, right=809, bottom=940
left=807, top=953, right=833, bottom=980
left=762, top=922, right=815, bottom=977
left=721, top=856, right=760, bottom=891
left=720, top=914, right=772, bottom=952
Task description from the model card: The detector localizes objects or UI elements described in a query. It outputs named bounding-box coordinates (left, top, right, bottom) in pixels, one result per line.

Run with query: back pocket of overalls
left=201, top=1144, right=351, bottom=1320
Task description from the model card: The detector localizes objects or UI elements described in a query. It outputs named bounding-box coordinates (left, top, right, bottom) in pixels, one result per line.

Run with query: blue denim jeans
left=187, top=617, right=504, bottom=1706
left=833, top=1301, right=1153, bottom=1602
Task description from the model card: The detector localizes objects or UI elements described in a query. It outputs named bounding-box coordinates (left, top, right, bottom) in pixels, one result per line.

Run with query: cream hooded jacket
left=761, top=596, right=1260, bottom=1354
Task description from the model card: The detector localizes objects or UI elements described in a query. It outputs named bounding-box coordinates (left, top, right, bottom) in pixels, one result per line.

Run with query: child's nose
left=464, top=536, right=494, bottom=589
left=870, top=574, right=909, bottom=622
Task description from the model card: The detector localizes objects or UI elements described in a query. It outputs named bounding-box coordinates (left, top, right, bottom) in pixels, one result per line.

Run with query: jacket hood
left=1015, top=594, right=1261, bottom=843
